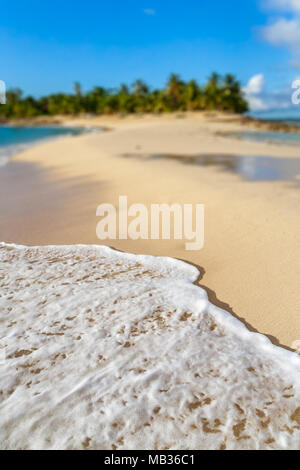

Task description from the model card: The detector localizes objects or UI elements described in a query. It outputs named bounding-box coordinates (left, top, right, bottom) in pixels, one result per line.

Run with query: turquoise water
left=249, top=110, right=300, bottom=122
left=234, top=130, right=300, bottom=145
left=242, top=113, right=300, bottom=145
left=0, top=125, right=88, bottom=166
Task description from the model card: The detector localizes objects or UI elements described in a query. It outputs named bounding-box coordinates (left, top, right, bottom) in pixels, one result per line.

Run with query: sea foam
left=0, top=243, right=299, bottom=450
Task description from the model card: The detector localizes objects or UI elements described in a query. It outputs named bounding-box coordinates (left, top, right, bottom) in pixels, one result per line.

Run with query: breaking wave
left=0, top=243, right=299, bottom=449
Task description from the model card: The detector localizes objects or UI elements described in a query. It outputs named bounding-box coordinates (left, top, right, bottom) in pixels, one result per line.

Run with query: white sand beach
left=1, top=113, right=300, bottom=450
left=1, top=113, right=300, bottom=350
left=1, top=243, right=299, bottom=450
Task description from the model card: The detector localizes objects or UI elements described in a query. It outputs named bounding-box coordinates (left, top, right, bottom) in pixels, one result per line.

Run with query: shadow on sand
left=180, top=257, right=295, bottom=353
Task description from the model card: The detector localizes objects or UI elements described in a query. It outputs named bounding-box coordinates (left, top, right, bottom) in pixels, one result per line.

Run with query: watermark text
left=96, top=196, right=204, bottom=251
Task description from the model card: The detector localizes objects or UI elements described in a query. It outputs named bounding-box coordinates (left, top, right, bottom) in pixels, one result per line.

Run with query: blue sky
left=1, top=0, right=300, bottom=111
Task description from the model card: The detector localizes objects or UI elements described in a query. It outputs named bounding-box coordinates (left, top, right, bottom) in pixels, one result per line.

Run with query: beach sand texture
left=0, top=243, right=300, bottom=450
left=1, top=113, right=300, bottom=350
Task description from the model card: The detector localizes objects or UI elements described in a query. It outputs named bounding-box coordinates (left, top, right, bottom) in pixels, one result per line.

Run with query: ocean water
left=0, top=243, right=299, bottom=450
left=233, top=130, right=300, bottom=146
left=0, top=126, right=88, bottom=167
left=124, top=153, right=300, bottom=184
left=249, top=110, right=300, bottom=122
left=242, top=111, right=300, bottom=145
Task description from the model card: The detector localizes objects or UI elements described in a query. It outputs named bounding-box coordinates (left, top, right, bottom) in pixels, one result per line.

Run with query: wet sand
left=1, top=113, right=300, bottom=349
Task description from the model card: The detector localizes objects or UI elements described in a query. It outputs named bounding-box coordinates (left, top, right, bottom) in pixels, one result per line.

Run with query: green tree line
left=0, top=73, right=248, bottom=118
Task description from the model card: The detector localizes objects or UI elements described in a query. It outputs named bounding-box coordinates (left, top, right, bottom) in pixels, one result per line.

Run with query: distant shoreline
left=1, top=111, right=300, bottom=134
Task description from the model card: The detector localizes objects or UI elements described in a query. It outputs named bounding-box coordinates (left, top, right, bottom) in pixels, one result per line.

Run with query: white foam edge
left=1, top=241, right=300, bottom=382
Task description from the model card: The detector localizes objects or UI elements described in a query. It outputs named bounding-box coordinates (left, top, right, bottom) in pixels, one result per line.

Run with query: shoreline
left=1, top=112, right=300, bottom=349
left=1, top=242, right=299, bottom=449
left=0, top=124, right=100, bottom=166
left=2, top=111, right=300, bottom=134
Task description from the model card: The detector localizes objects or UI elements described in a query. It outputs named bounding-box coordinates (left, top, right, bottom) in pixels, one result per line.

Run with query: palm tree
left=132, top=79, right=149, bottom=97
left=84, top=86, right=108, bottom=113
left=165, top=74, right=184, bottom=110
left=74, top=81, right=82, bottom=97
left=0, top=72, right=248, bottom=118
left=183, top=79, right=200, bottom=110
left=131, top=79, right=149, bottom=113
left=119, top=83, right=129, bottom=95
left=204, top=72, right=222, bottom=110
left=6, top=88, right=23, bottom=105
left=221, top=74, right=248, bottom=112
left=148, top=89, right=167, bottom=113
left=117, top=83, right=135, bottom=114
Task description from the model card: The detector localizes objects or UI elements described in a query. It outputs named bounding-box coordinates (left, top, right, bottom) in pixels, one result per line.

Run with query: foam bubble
left=0, top=243, right=299, bottom=449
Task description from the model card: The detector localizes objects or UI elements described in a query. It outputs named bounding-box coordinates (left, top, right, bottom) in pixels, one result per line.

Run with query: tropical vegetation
left=0, top=73, right=248, bottom=119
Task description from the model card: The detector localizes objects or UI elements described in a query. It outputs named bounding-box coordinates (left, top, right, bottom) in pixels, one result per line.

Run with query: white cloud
left=243, top=74, right=295, bottom=111
left=260, top=0, right=300, bottom=67
left=254, top=1, right=300, bottom=110
left=243, top=74, right=268, bottom=111
left=143, top=8, right=156, bottom=15
left=263, top=0, right=300, bottom=12
left=244, top=74, right=265, bottom=94
left=262, top=18, right=300, bottom=47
